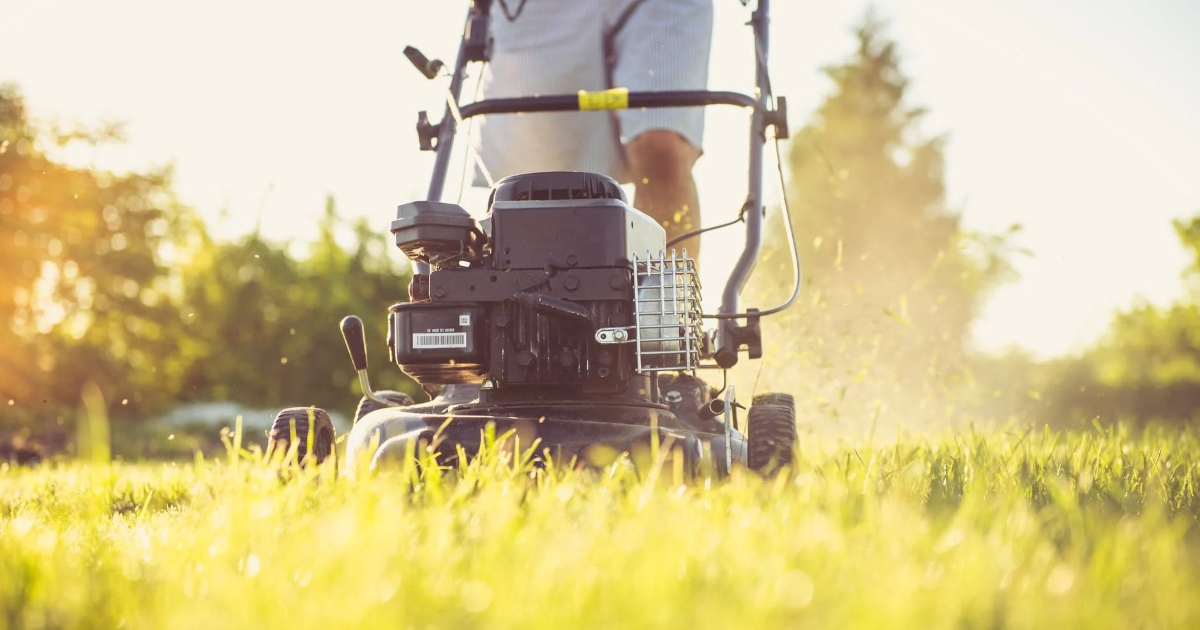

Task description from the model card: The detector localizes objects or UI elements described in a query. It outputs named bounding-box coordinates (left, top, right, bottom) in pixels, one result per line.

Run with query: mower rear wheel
left=747, top=397, right=797, bottom=474
left=353, top=390, right=415, bottom=424
left=752, top=392, right=795, bottom=410
left=267, top=407, right=336, bottom=466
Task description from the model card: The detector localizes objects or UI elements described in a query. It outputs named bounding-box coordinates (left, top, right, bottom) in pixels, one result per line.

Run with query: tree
left=745, top=14, right=1015, bottom=428
left=0, top=83, right=192, bottom=428
left=2, top=82, right=418, bottom=447
left=171, top=197, right=420, bottom=413
left=1030, top=214, right=1200, bottom=426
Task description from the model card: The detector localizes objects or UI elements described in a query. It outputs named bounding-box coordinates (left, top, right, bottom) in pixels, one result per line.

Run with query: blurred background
left=2, top=0, right=1199, bottom=459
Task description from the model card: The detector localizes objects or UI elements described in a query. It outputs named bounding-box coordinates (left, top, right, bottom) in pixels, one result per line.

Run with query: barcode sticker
left=459, top=314, right=471, bottom=326
left=412, top=332, right=468, bottom=349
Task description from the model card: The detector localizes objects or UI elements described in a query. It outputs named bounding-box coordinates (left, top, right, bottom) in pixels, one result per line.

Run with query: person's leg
left=608, top=0, right=713, bottom=262
left=626, top=129, right=702, bottom=259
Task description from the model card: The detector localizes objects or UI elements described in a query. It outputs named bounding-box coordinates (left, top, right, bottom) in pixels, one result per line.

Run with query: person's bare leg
left=626, top=130, right=702, bottom=263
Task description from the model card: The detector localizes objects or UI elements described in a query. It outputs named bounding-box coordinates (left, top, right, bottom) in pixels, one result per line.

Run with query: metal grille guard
left=595, top=249, right=704, bottom=374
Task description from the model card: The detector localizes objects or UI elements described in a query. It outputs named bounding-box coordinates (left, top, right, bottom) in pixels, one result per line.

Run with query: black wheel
left=353, top=390, right=415, bottom=424
left=267, top=407, right=336, bottom=466
left=752, top=392, right=795, bottom=409
left=747, top=394, right=797, bottom=474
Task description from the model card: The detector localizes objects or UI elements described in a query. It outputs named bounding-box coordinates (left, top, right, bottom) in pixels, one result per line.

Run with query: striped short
left=473, top=0, right=714, bottom=186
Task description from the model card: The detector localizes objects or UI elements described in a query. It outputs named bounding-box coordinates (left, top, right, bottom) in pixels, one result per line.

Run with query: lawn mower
left=266, top=0, right=802, bottom=478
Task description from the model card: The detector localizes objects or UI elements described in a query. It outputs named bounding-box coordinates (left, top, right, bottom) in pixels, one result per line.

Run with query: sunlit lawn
left=2, top=423, right=1199, bottom=629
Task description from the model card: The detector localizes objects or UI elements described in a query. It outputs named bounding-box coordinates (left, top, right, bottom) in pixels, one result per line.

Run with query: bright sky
left=2, top=0, right=1198, bottom=360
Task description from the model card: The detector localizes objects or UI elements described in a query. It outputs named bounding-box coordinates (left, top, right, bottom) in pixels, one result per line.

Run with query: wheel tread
left=747, top=393, right=797, bottom=474
left=267, top=407, right=335, bottom=465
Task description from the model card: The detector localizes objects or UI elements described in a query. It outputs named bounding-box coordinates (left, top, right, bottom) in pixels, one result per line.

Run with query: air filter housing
left=391, top=200, right=481, bottom=268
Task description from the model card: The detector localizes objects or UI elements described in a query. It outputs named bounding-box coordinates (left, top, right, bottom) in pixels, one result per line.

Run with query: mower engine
left=388, top=171, right=705, bottom=397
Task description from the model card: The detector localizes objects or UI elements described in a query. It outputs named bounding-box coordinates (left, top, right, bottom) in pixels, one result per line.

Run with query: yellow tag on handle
left=578, top=87, right=630, bottom=111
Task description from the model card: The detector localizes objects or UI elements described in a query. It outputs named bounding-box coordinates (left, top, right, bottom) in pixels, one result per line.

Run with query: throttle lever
left=340, top=315, right=402, bottom=415
left=404, top=46, right=444, bottom=80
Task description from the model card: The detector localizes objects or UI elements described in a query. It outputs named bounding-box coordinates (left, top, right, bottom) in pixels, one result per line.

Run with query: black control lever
left=340, top=315, right=368, bottom=371
left=340, top=315, right=401, bottom=415
left=515, top=293, right=593, bottom=326
left=404, top=46, right=444, bottom=80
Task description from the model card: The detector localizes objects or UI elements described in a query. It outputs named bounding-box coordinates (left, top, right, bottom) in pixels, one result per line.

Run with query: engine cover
left=488, top=172, right=665, bottom=270
left=391, top=171, right=673, bottom=391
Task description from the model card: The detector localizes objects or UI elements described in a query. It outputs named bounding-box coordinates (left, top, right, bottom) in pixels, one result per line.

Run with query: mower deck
left=344, top=389, right=746, bottom=476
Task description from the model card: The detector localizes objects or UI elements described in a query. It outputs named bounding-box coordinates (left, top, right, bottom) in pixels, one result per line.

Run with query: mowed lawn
left=2, top=424, right=1199, bottom=629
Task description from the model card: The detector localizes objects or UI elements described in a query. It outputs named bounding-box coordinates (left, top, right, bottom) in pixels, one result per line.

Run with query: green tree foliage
left=0, top=83, right=189, bottom=429
left=1, top=83, right=417, bottom=440
left=172, top=198, right=419, bottom=409
left=1024, top=216, right=1200, bottom=425
left=746, top=15, right=1015, bottom=427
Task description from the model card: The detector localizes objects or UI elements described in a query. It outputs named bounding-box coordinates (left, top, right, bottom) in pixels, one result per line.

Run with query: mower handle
left=420, top=0, right=777, bottom=368
left=454, top=89, right=762, bottom=120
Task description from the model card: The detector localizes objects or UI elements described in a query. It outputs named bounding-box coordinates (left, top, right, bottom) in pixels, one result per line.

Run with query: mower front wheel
left=267, top=407, right=336, bottom=467
left=747, top=395, right=797, bottom=475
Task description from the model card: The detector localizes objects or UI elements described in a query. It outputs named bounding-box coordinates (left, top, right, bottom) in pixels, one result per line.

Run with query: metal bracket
left=417, top=111, right=440, bottom=151
left=714, top=308, right=763, bottom=369
left=595, top=327, right=635, bottom=344
left=722, top=384, right=736, bottom=471
left=765, top=96, right=789, bottom=140
left=464, top=12, right=491, bottom=62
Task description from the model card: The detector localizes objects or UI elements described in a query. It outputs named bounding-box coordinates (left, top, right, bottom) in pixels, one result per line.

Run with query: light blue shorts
left=474, top=0, right=714, bottom=186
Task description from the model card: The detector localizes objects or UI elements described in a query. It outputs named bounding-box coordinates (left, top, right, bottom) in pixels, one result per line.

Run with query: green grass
left=2, top=423, right=1199, bottom=629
